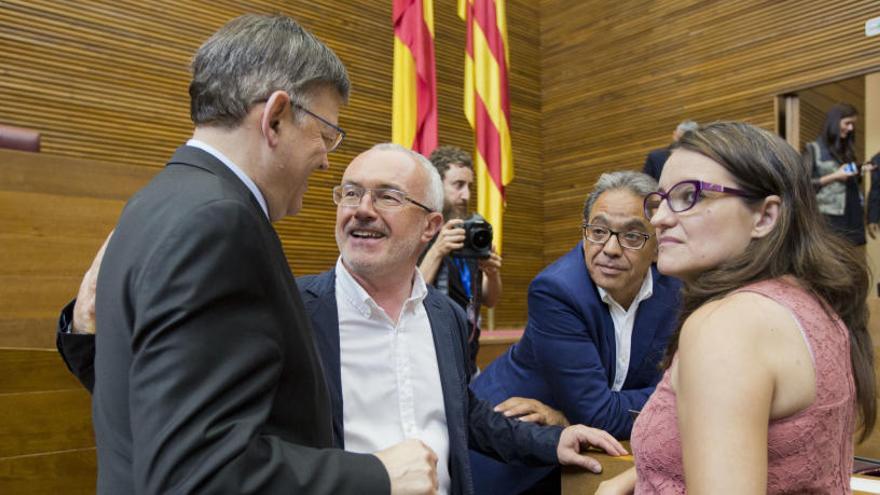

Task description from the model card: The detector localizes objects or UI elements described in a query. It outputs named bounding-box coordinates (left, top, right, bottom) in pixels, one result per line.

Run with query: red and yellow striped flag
left=459, top=0, right=513, bottom=254
left=392, top=0, right=437, bottom=155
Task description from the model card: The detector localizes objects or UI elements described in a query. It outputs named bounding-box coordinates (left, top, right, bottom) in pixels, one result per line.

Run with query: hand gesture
left=430, top=219, right=465, bottom=257
left=832, top=163, right=858, bottom=182
left=374, top=439, right=439, bottom=495
left=477, top=249, right=502, bottom=277
left=557, top=425, right=628, bottom=474
left=494, top=397, right=569, bottom=427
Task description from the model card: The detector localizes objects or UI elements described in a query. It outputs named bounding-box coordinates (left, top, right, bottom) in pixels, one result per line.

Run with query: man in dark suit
left=642, top=120, right=698, bottom=180
left=866, top=152, right=880, bottom=240
left=469, top=171, right=681, bottom=493
left=81, top=14, right=434, bottom=494
left=59, top=144, right=628, bottom=495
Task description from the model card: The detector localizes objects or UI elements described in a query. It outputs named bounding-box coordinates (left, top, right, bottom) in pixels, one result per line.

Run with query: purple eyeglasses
left=643, top=180, right=758, bottom=219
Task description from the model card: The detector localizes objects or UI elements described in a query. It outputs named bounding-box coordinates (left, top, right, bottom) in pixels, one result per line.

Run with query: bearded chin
left=443, top=203, right=468, bottom=220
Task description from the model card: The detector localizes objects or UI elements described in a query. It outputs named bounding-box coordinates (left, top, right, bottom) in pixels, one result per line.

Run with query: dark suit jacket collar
left=166, top=144, right=267, bottom=219
left=299, top=268, right=465, bottom=440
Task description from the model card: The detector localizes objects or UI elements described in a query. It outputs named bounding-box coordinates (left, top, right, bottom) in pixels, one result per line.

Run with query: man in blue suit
left=57, top=144, right=627, bottom=495
left=469, top=171, right=682, bottom=493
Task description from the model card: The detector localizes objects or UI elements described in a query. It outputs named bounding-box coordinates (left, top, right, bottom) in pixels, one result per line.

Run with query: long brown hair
left=662, top=122, right=875, bottom=441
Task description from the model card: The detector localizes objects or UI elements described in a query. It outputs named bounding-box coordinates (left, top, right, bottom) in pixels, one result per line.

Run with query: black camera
left=456, top=213, right=493, bottom=259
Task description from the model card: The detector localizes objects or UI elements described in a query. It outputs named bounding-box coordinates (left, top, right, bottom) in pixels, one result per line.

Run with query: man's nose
left=602, top=233, right=624, bottom=256
left=354, top=191, right=378, bottom=218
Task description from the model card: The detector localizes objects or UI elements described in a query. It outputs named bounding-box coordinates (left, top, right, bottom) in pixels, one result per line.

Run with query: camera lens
left=472, top=229, right=492, bottom=249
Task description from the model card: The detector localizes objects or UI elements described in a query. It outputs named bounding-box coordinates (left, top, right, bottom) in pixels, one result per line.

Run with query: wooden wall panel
left=0, top=0, right=542, bottom=329
left=540, top=0, right=880, bottom=263
left=0, top=149, right=155, bottom=348
left=0, top=349, right=95, bottom=493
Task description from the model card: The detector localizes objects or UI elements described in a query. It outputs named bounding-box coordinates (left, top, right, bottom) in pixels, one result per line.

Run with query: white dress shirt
left=186, top=138, right=269, bottom=220
left=335, top=259, right=451, bottom=495
left=596, top=271, right=654, bottom=391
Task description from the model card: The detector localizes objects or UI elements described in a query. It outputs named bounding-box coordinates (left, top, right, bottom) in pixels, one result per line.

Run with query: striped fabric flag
left=459, top=0, right=513, bottom=254
left=392, top=0, right=438, bottom=155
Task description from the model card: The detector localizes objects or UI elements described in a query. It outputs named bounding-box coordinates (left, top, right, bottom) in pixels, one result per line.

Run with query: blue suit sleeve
left=527, top=277, right=652, bottom=439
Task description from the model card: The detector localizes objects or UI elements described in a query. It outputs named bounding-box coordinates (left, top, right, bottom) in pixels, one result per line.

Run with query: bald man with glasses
left=468, top=171, right=683, bottom=494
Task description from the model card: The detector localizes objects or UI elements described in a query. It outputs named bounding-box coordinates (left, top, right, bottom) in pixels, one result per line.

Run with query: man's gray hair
left=189, top=14, right=350, bottom=127
left=676, top=120, right=699, bottom=134
left=583, top=171, right=658, bottom=220
left=370, top=143, right=444, bottom=212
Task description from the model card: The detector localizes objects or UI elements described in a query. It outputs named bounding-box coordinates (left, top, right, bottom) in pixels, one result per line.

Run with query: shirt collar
left=186, top=138, right=269, bottom=220
left=335, top=257, right=429, bottom=319
left=596, top=268, right=654, bottom=313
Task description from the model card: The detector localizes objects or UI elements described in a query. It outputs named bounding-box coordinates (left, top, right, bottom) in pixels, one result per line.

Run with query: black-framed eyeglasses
left=252, top=96, right=346, bottom=152
left=332, top=184, right=434, bottom=213
left=643, top=180, right=759, bottom=219
left=293, top=103, right=346, bottom=153
left=582, top=223, right=652, bottom=250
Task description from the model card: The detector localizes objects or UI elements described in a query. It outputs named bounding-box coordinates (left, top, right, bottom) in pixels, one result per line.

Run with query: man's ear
left=423, top=212, right=444, bottom=242
left=751, top=194, right=781, bottom=239
left=259, top=90, right=291, bottom=148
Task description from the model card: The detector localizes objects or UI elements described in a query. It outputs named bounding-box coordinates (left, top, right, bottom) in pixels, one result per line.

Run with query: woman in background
left=598, top=122, right=875, bottom=494
left=804, top=103, right=868, bottom=246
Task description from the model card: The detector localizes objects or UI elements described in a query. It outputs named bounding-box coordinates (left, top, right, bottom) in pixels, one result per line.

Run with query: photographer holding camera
left=419, top=146, right=503, bottom=375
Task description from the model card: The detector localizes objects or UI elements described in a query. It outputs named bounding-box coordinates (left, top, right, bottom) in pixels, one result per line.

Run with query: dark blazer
left=642, top=147, right=671, bottom=181
left=868, top=153, right=880, bottom=224
left=59, top=268, right=562, bottom=495
left=468, top=242, right=680, bottom=492
left=87, top=145, right=385, bottom=494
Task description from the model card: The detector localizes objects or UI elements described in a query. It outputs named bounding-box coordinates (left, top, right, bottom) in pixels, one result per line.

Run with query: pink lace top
left=631, top=279, right=856, bottom=494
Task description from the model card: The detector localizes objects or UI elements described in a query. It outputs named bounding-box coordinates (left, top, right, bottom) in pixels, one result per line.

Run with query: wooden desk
left=561, top=441, right=632, bottom=494
left=561, top=441, right=880, bottom=494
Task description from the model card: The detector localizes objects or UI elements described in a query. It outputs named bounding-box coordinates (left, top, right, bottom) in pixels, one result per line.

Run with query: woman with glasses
left=598, top=122, right=875, bottom=494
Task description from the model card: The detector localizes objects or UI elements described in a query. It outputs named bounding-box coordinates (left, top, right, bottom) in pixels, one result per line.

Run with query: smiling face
left=583, top=189, right=657, bottom=308
left=335, top=148, right=442, bottom=283
left=650, top=149, right=760, bottom=280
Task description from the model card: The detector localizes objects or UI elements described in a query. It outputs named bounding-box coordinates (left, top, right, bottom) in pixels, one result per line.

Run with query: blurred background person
left=803, top=103, right=874, bottom=248
left=865, top=150, right=880, bottom=239
left=642, top=120, right=699, bottom=180
left=419, top=145, right=503, bottom=375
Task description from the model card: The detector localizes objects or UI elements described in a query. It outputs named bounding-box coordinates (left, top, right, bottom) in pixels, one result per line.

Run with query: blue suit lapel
left=301, top=270, right=345, bottom=448
left=570, top=242, right=618, bottom=387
